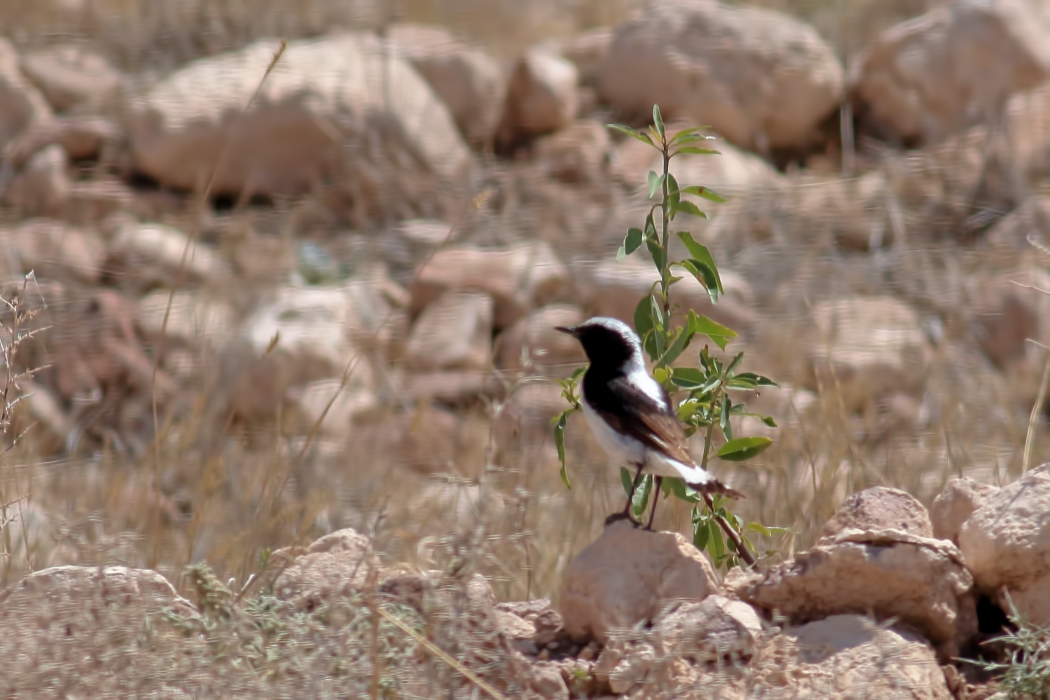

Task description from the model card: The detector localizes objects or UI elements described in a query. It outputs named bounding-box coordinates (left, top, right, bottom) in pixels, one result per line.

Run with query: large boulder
left=732, top=487, right=976, bottom=659
left=748, top=615, right=952, bottom=700
left=559, top=521, right=721, bottom=644
left=387, top=24, right=506, bottom=146
left=127, top=34, right=469, bottom=198
left=404, top=291, right=494, bottom=371
left=20, top=44, right=123, bottom=112
left=497, top=48, right=578, bottom=145
left=805, top=296, right=931, bottom=409
left=853, top=0, right=1050, bottom=143
left=273, top=528, right=380, bottom=611
left=959, top=463, right=1050, bottom=626
left=0, top=38, right=51, bottom=149
left=0, top=566, right=200, bottom=693
left=599, top=0, right=843, bottom=152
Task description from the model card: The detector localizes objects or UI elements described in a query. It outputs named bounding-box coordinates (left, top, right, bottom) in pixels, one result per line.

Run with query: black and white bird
left=556, top=316, right=744, bottom=530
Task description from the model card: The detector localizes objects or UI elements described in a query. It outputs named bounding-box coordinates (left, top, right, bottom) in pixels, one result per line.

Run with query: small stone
left=930, top=476, right=1000, bottom=545
left=820, top=486, right=933, bottom=540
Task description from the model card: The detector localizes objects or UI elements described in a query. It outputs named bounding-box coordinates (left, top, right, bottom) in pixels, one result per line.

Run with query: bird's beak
left=555, top=326, right=577, bottom=336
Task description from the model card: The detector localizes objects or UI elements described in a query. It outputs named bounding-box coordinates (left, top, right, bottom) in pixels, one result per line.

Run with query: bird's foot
left=604, top=511, right=642, bottom=528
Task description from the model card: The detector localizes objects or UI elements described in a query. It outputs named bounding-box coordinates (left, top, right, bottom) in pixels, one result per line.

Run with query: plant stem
left=699, top=385, right=756, bottom=567
left=660, top=141, right=672, bottom=321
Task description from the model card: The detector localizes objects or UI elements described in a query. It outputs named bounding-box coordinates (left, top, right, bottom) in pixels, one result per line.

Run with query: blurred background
left=0, top=0, right=1048, bottom=613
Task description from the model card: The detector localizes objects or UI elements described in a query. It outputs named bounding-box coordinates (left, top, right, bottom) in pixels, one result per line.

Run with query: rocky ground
left=3, top=0, right=1050, bottom=696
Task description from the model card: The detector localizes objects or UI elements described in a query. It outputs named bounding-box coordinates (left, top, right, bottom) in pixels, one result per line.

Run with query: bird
left=555, top=316, right=744, bottom=530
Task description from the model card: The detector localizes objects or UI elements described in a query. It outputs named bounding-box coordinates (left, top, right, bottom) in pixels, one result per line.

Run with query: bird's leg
left=645, top=477, right=663, bottom=531
left=605, top=463, right=645, bottom=527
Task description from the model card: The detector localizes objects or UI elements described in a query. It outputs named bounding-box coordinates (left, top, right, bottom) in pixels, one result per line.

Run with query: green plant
left=962, top=592, right=1050, bottom=699
left=553, top=104, right=787, bottom=569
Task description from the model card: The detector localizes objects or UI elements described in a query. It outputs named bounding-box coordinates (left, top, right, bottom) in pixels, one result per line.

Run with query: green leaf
left=668, top=477, right=700, bottom=503
left=676, top=259, right=720, bottom=303
left=617, top=227, right=644, bottom=260
left=679, top=185, right=727, bottom=204
left=732, top=372, right=779, bottom=387
left=632, top=474, right=653, bottom=517
left=656, top=323, right=696, bottom=368
left=620, top=467, right=634, bottom=497
left=667, top=172, right=680, bottom=209
left=649, top=296, right=666, bottom=357
left=652, top=104, right=665, bottom=139
left=725, top=352, right=745, bottom=377
left=744, top=521, right=773, bottom=537
left=554, top=411, right=572, bottom=489
left=675, top=146, right=721, bottom=156
left=720, top=394, right=732, bottom=441
left=694, top=315, right=738, bottom=350
left=672, top=200, right=707, bottom=220
left=645, top=235, right=665, bottom=276
left=647, top=171, right=664, bottom=199
left=570, top=365, right=587, bottom=382
left=762, top=416, right=778, bottom=428
left=707, top=520, right=724, bottom=561
left=672, top=133, right=716, bottom=145
left=634, top=294, right=660, bottom=360
left=717, top=436, right=773, bottom=462
left=670, top=126, right=710, bottom=142
left=671, top=366, right=706, bottom=389
left=677, top=399, right=699, bottom=422
left=693, top=516, right=710, bottom=551
left=607, top=123, right=654, bottom=147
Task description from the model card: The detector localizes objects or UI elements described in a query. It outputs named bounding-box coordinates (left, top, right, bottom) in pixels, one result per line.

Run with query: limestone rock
left=733, top=528, right=976, bottom=658
left=409, top=242, right=568, bottom=329
left=6, top=219, right=105, bottom=285
left=959, top=463, right=1050, bottom=626
left=273, top=528, right=380, bottom=610
left=599, top=0, right=842, bottom=152
left=108, top=221, right=231, bottom=287
left=657, top=595, right=763, bottom=661
left=498, top=48, right=578, bottom=144
left=4, top=116, right=119, bottom=166
left=748, top=615, right=952, bottom=699
left=806, top=296, right=931, bottom=409
left=388, top=24, right=506, bottom=146
left=2, top=143, right=70, bottom=215
left=127, top=34, right=469, bottom=198
left=585, top=255, right=755, bottom=336
left=544, top=28, right=612, bottom=87
left=931, top=476, right=999, bottom=545
left=0, top=37, right=51, bottom=149
left=20, top=44, right=123, bottom=111
left=497, top=304, right=586, bottom=371
left=0, top=565, right=198, bottom=684
left=853, top=0, right=1050, bottom=143
left=136, top=289, right=234, bottom=347
left=968, top=266, right=1050, bottom=370
left=532, top=119, right=611, bottom=184
left=821, top=486, right=933, bottom=540
left=560, top=521, right=721, bottom=644
left=405, top=291, right=494, bottom=371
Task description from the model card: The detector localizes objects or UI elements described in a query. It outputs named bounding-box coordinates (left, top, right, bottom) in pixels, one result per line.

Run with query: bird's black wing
left=583, top=371, right=696, bottom=466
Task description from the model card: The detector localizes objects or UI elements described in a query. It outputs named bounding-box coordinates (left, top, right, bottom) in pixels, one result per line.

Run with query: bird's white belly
left=580, top=399, right=701, bottom=479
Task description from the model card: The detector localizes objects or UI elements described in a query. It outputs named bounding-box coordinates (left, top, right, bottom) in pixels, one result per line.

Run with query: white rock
left=6, top=218, right=105, bottom=285
left=853, top=0, right=1050, bottom=143
left=749, top=615, right=952, bottom=699
left=409, top=242, right=568, bottom=329
left=959, top=463, right=1050, bottom=627
left=733, top=527, right=976, bottom=659
left=599, top=0, right=843, bottom=152
left=806, top=296, right=931, bottom=408
left=820, top=486, right=933, bottom=540
left=20, top=44, right=123, bottom=111
left=109, top=221, right=231, bottom=286
left=136, top=289, right=234, bottom=346
left=0, top=37, right=51, bottom=148
left=387, top=24, right=506, bottom=146
left=498, top=48, right=578, bottom=143
left=931, top=476, right=1000, bottom=545
left=405, top=291, right=494, bottom=371
left=127, top=34, right=469, bottom=197
left=273, top=528, right=380, bottom=610
left=560, top=521, right=721, bottom=644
